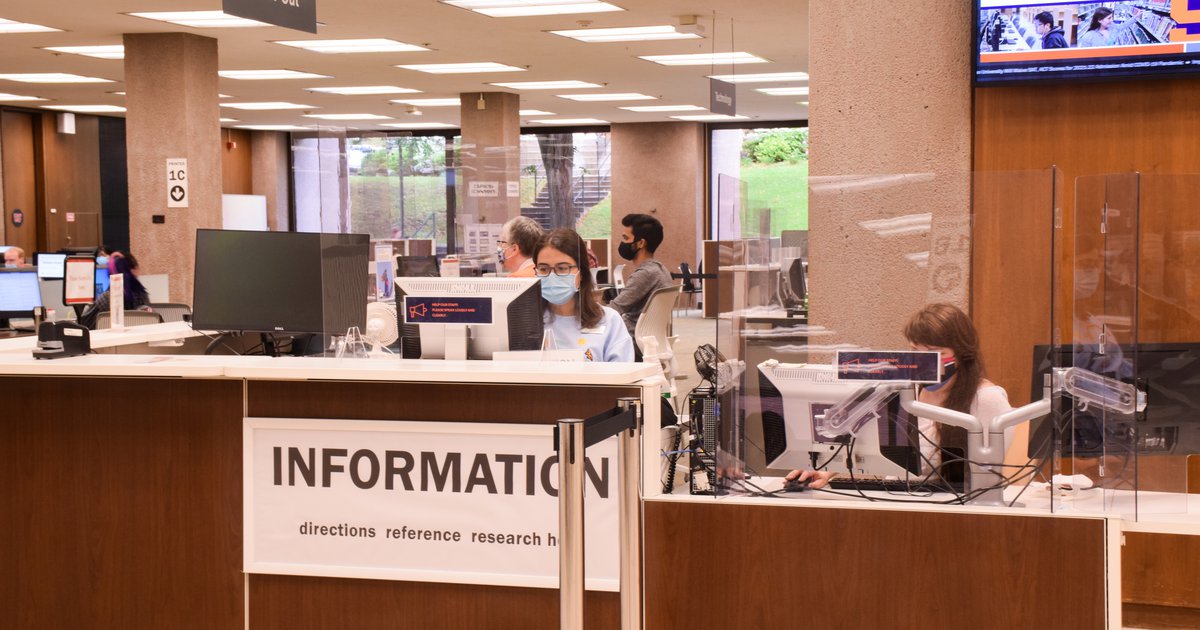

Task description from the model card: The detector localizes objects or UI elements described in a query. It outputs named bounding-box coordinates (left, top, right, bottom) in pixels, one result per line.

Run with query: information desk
left=0, top=346, right=658, bottom=630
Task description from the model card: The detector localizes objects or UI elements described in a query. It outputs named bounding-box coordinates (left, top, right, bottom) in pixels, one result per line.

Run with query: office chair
left=676, top=262, right=703, bottom=315
left=634, top=284, right=683, bottom=398
left=613, top=264, right=626, bottom=289
left=147, top=303, right=192, bottom=323
left=96, top=310, right=164, bottom=329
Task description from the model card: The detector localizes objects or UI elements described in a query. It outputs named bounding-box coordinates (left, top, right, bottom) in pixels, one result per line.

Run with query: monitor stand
left=445, top=325, right=468, bottom=361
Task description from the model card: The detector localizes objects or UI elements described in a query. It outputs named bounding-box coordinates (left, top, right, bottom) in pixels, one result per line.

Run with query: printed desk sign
left=403, top=296, right=492, bottom=325
left=835, top=350, right=942, bottom=383
left=244, top=418, right=619, bottom=590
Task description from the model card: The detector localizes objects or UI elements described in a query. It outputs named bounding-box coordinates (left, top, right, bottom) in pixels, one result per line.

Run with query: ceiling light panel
left=43, top=105, right=127, bottom=113
left=549, top=25, right=698, bottom=43
left=0, top=73, right=112, bottom=83
left=219, top=69, right=332, bottom=80
left=757, top=86, right=809, bottom=96
left=0, top=18, right=61, bottom=33
left=707, top=72, right=809, bottom=83
left=221, top=102, right=315, bottom=110
left=639, top=52, right=767, bottom=66
left=303, top=113, right=394, bottom=120
left=309, top=86, right=421, bottom=95
left=490, top=80, right=600, bottom=90
left=619, top=104, right=704, bottom=112
left=274, top=39, right=429, bottom=54
left=519, top=109, right=555, bottom=116
left=531, top=118, right=608, bottom=125
left=397, top=62, right=525, bottom=74
left=219, top=118, right=239, bottom=122
left=236, top=125, right=311, bottom=131
left=443, top=0, right=623, bottom=18
left=557, top=92, right=654, bottom=101
left=0, top=92, right=46, bottom=101
left=391, top=98, right=461, bottom=106
left=127, top=11, right=269, bottom=28
left=380, top=122, right=458, bottom=129
left=669, top=114, right=750, bottom=121
left=43, top=45, right=125, bottom=59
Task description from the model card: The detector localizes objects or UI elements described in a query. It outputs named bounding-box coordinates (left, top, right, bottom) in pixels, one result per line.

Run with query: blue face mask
left=540, top=273, right=578, bottom=305
left=925, top=359, right=957, bottom=392
left=96, top=256, right=109, bottom=268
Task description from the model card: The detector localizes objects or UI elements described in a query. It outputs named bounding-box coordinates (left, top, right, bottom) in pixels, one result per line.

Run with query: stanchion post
left=557, top=418, right=586, bottom=630
left=616, top=397, right=642, bottom=630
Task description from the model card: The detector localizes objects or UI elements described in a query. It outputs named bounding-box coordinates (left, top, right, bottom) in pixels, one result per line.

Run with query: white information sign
left=506, top=181, right=520, bottom=198
left=461, top=222, right=503, bottom=256
left=468, top=181, right=499, bottom=198
left=110, top=273, right=124, bottom=329
left=167, top=158, right=189, bottom=208
left=244, top=418, right=620, bottom=590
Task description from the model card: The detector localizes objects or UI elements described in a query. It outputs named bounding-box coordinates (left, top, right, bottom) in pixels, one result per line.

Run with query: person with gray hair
left=497, top=215, right=544, bottom=278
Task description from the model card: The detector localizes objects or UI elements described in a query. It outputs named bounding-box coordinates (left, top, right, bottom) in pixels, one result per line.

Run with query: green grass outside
left=349, top=175, right=445, bottom=242
left=576, top=196, right=611, bottom=239
left=738, top=160, right=809, bottom=234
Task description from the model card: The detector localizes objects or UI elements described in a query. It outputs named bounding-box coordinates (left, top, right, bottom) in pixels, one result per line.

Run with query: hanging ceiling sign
left=223, top=0, right=318, bottom=34
left=710, top=79, right=736, bottom=116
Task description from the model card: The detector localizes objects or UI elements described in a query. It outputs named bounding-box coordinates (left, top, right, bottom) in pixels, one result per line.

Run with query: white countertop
left=0, top=321, right=204, bottom=353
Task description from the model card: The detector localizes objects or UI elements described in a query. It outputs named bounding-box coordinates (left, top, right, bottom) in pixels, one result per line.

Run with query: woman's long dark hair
left=112, top=253, right=148, bottom=308
left=1087, top=7, right=1113, bottom=31
left=903, top=303, right=985, bottom=415
left=533, top=228, right=603, bottom=330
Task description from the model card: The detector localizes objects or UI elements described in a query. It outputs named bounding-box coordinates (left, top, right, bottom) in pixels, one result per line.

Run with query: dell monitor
left=394, top=276, right=543, bottom=360
left=758, top=361, right=921, bottom=479
left=192, top=229, right=370, bottom=335
left=0, top=269, right=43, bottom=320
left=35, top=253, right=66, bottom=280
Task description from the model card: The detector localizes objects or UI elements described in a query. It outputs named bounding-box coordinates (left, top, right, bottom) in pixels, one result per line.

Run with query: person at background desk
left=1077, top=7, right=1137, bottom=48
left=4, top=246, right=26, bottom=267
left=789, top=303, right=1013, bottom=489
left=497, top=216, right=544, bottom=278
left=1034, top=11, right=1068, bottom=49
left=79, top=253, right=152, bottom=329
left=535, top=228, right=634, bottom=363
left=608, top=213, right=674, bottom=338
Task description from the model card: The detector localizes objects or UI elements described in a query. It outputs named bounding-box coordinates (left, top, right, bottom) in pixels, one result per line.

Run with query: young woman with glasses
left=533, top=228, right=634, bottom=362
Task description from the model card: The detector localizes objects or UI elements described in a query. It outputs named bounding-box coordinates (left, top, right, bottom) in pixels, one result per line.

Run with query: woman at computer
left=534, top=228, right=634, bottom=362
left=79, top=253, right=152, bottom=329
left=788, top=303, right=1012, bottom=489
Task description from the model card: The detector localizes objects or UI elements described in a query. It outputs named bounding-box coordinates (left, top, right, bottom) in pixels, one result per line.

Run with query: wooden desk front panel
left=645, top=500, right=1106, bottom=630
left=246, top=380, right=637, bottom=630
left=0, top=376, right=244, bottom=630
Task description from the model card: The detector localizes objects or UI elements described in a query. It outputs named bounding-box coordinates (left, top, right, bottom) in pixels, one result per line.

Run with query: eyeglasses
left=496, top=240, right=510, bottom=247
left=534, top=263, right=578, bottom=277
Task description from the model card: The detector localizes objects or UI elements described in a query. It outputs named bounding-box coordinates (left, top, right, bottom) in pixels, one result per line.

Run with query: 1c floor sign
left=167, top=158, right=189, bottom=208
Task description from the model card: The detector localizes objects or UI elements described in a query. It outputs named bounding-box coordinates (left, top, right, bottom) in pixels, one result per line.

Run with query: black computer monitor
left=34, top=253, right=67, bottom=280
left=396, top=255, right=440, bottom=278
left=1028, top=343, right=1200, bottom=457
left=0, top=268, right=43, bottom=319
left=394, top=276, right=543, bottom=360
left=192, top=229, right=370, bottom=335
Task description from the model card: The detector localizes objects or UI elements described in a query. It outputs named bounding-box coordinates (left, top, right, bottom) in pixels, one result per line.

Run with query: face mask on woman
left=540, top=273, right=578, bottom=305
left=96, top=255, right=109, bottom=268
left=924, top=359, right=957, bottom=392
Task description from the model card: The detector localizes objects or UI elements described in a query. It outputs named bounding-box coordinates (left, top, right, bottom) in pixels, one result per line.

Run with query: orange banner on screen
left=980, top=43, right=1187, bottom=63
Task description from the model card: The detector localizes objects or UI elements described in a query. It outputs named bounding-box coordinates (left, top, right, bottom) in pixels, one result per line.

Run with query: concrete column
left=251, top=131, right=291, bottom=231
left=807, top=2, right=972, bottom=349
left=458, top=91, right=520, bottom=225
left=610, top=122, right=704, bottom=279
left=123, top=32, right=221, bottom=304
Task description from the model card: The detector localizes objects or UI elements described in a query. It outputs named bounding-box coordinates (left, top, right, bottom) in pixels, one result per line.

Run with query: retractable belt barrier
left=554, top=397, right=642, bottom=630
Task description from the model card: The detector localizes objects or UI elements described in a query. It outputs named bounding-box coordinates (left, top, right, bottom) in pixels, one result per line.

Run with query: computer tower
left=688, top=386, right=719, bottom=495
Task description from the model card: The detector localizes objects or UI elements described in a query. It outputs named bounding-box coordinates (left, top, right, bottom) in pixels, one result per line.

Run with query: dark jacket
left=1042, top=26, right=1068, bottom=50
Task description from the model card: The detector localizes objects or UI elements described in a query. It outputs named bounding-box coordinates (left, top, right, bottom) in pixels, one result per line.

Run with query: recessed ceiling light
left=219, top=118, right=239, bottom=123
left=797, top=101, right=809, bottom=106
left=757, top=86, right=809, bottom=96
left=308, top=85, right=422, bottom=95
left=127, top=11, right=269, bottom=28
left=219, top=69, right=332, bottom=80
left=380, top=122, right=458, bottom=129
left=397, top=62, right=525, bottom=74
left=519, top=109, right=556, bottom=116
left=549, top=25, right=699, bottom=43
left=531, top=118, right=609, bottom=125
left=490, top=80, right=601, bottom=90
left=639, top=52, right=767, bottom=66
left=0, top=18, right=61, bottom=34
left=235, top=125, right=311, bottom=131
left=391, top=98, right=461, bottom=107
left=221, top=102, right=315, bottom=110
left=443, top=0, right=623, bottom=18
left=274, top=39, right=430, bottom=54
left=669, top=114, right=751, bottom=121
left=43, top=45, right=125, bottom=60
left=43, top=105, right=127, bottom=113
left=557, top=93, right=655, bottom=102
left=707, top=72, right=809, bottom=83
left=619, top=104, right=705, bottom=112
left=0, top=92, right=46, bottom=101
left=303, top=113, right=394, bottom=120
left=0, top=73, right=113, bottom=83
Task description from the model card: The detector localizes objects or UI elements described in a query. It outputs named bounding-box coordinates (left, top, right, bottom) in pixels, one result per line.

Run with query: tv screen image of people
left=976, top=1, right=1200, bottom=84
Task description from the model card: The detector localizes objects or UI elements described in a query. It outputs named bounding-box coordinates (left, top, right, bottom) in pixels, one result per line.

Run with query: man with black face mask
left=609, top=213, right=674, bottom=338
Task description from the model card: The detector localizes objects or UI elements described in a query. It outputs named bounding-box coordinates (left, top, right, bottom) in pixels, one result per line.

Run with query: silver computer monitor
left=394, top=276, right=543, bottom=360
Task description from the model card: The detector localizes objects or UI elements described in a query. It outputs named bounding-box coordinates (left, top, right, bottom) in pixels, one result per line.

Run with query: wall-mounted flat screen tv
left=975, top=1, right=1200, bottom=84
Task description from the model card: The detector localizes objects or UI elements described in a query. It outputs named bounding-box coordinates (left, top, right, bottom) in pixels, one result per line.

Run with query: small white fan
left=363, top=301, right=399, bottom=356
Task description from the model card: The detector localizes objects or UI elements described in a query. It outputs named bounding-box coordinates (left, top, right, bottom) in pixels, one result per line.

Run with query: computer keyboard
left=828, top=478, right=961, bottom=494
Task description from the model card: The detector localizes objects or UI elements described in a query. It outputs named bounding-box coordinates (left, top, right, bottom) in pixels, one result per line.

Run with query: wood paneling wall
left=1, top=110, right=39, bottom=252
left=222, top=128, right=253, bottom=195
left=39, top=113, right=102, bottom=251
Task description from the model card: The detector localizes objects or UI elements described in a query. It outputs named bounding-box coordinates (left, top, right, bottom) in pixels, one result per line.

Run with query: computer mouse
left=781, top=477, right=812, bottom=492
